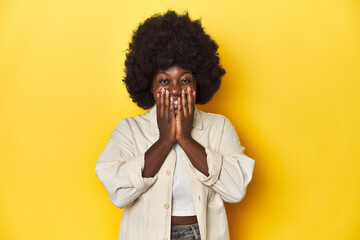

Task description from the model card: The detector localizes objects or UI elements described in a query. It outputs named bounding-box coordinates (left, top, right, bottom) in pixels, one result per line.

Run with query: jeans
left=171, top=223, right=201, bottom=240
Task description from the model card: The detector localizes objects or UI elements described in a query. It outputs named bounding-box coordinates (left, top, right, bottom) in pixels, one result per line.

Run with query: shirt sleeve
left=194, top=117, right=255, bottom=203
left=95, top=120, right=158, bottom=209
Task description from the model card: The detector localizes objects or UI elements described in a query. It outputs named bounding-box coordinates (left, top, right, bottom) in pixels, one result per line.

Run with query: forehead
left=154, top=65, right=192, bottom=77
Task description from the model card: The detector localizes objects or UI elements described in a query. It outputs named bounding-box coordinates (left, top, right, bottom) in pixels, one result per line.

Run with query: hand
left=155, top=88, right=176, bottom=145
left=176, top=86, right=196, bottom=143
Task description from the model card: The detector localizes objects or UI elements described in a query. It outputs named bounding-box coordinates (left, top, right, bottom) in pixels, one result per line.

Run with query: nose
left=169, top=82, right=181, bottom=96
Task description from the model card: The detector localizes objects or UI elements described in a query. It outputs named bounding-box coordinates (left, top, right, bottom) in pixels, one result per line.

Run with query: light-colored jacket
left=95, top=105, right=255, bottom=240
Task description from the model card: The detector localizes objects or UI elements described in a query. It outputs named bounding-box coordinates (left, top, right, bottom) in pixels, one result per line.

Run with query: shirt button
left=162, top=237, right=167, bottom=240
left=166, top=170, right=171, bottom=175
left=164, top=203, right=170, bottom=209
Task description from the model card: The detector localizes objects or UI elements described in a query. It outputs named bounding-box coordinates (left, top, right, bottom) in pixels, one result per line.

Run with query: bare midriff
left=171, top=215, right=198, bottom=225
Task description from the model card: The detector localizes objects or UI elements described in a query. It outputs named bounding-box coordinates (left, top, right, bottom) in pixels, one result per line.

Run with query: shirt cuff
left=194, top=147, right=223, bottom=186
left=125, top=153, right=158, bottom=192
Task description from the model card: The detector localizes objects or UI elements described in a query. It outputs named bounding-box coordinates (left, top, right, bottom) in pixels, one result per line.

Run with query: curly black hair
left=123, top=10, right=226, bottom=109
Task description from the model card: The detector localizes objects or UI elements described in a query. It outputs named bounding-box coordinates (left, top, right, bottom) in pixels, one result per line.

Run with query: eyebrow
left=158, top=71, right=191, bottom=77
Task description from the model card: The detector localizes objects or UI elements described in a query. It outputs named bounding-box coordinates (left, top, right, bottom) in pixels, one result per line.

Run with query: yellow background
left=1, top=0, right=359, bottom=239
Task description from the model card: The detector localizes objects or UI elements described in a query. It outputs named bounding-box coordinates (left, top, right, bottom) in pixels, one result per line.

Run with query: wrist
left=158, top=137, right=176, bottom=147
left=177, top=136, right=193, bottom=146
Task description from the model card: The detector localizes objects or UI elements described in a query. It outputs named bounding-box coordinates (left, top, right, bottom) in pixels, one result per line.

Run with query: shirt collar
left=145, top=104, right=203, bottom=135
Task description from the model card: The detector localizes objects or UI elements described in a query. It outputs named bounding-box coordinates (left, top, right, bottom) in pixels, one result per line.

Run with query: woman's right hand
left=156, top=88, right=176, bottom=145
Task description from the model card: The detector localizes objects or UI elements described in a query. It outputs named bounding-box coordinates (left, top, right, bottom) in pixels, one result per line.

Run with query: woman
left=95, top=10, right=255, bottom=240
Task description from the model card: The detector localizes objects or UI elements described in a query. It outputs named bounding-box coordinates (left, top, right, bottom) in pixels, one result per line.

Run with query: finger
left=181, top=89, right=188, bottom=118
left=175, top=97, right=181, bottom=122
left=164, top=89, right=170, bottom=122
left=177, top=96, right=184, bottom=119
left=187, top=87, right=194, bottom=115
left=191, top=90, right=196, bottom=113
left=170, top=96, right=175, bottom=122
left=155, top=89, right=160, bottom=116
left=160, top=88, right=165, bottom=117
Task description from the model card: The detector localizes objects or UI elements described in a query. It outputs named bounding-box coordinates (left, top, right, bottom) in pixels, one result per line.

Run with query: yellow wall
left=1, top=0, right=359, bottom=239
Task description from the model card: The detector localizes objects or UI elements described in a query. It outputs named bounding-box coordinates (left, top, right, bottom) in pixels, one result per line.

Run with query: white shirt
left=95, top=105, right=255, bottom=240
left=172, top=143, right=196, bottom=216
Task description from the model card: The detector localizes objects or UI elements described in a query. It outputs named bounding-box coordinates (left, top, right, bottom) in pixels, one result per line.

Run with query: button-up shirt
left=95, top=105, right=255, bottom=240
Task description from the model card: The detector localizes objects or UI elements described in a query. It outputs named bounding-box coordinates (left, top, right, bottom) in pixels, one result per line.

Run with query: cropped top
left=172, top=143, right=196, bottom=216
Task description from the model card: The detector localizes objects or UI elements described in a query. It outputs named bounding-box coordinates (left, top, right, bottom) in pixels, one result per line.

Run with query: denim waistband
left=171, top=223, right=200, bottom=240
left=171, top=223, right=199, bottom=230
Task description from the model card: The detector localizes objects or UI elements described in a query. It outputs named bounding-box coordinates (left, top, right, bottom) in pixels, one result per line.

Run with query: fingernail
left=193, top=91, right=196, bottom=96
left=166, top=89, right=169, bottom=95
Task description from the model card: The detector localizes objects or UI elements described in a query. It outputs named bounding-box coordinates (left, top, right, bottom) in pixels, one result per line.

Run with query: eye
left=181, top=78, right=192, bottom=84
left=159, top=79, right=169, bottom=84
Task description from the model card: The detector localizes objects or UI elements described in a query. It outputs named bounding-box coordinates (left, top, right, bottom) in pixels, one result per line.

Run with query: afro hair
left=123, top=10, right=226, bottom=109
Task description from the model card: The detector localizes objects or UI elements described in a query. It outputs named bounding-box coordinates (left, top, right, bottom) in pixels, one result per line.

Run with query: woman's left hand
left=176, top=86, right=196, bottom=143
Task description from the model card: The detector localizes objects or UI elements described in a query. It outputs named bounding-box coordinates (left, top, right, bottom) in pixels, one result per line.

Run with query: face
left=152, top=65, right=196, bottom=113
